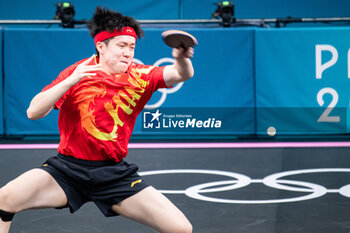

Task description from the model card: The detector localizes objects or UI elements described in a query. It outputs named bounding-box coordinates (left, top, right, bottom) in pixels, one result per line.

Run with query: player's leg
left=111, top=186, right=192, bottom=233
left=0, top=168, right=67, bottom=233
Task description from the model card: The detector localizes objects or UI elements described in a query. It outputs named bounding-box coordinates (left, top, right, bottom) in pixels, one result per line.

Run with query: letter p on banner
left=316, top=45, right=338, bottom=79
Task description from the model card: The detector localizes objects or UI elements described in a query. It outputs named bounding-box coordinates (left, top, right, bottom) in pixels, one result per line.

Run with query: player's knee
left=0, top=189, right=16, bottom=222
left=184, top=221, right=193, bottom=233
left=172, top=220, right=193, bottom=233
left=0, top=188, right=19, bottom=213
left=181, top=222, right=193, bottom=233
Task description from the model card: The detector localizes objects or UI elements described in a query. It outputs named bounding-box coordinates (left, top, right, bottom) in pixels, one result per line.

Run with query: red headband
left=94, top=27, right=137, bottom=46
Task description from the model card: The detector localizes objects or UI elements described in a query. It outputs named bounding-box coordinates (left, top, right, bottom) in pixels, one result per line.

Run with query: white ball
left=267, top=126, right=276, bottom=136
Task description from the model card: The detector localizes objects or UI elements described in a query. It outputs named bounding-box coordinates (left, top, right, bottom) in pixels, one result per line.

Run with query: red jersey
left=42, top=57, right=167, bottom=162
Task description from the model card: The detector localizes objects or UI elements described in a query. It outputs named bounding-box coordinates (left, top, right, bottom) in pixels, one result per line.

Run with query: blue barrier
left=3, top=28, right=255, bottom=138
left=255, top=27, right=350, bottom=136
left=133, top=28, right=256, bottom=136
left=4, top=28, right=95, bottom=136
left=0, top=28, right=3, bottom=135
left=3, top=27, right=350, bottom=138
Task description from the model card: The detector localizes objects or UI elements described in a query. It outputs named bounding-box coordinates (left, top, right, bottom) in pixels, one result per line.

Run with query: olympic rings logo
left=133, top=58, right=184, bottom=110
left=139, top=168, right=350, bottom=204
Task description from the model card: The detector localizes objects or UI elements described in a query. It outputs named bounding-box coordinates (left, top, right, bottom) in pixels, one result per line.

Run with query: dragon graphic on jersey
left=74, top=66, right=154, bottom=141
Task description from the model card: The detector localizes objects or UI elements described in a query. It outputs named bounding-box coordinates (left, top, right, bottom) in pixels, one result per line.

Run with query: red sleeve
left=147, top=66, right=167, bottom=90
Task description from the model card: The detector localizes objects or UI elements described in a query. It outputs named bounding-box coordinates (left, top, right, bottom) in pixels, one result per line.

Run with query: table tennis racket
left=161, top=30, right=198, bottom=49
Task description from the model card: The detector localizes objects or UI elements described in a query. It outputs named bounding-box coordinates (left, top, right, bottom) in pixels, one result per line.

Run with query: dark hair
left=87, top=6, right=144, bottom=40
left=86, top=7, right=143, bottom=55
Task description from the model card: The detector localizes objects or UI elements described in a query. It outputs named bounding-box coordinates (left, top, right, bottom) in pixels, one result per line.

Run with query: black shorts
left=39, top=153, right=149, bottom=217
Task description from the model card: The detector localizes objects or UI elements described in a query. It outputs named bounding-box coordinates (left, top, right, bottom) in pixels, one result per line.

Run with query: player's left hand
left=172, top=47, right=194, bottom=59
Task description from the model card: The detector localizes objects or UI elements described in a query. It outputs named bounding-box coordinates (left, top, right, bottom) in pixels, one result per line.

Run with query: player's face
left=100, top=35, right=136, bottom=74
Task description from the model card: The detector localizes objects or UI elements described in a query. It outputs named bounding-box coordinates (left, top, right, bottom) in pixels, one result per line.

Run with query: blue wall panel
left=0, top=29, right=3, bottom=135
left=4, top=26, right=350, bottom=138
left=3, top=28, right=255, bottom=137
left=4, top=28, right=95, bottom=136
left=255, top=27, right=350, bottom=136
left=133, top=28, right=256, bottom=136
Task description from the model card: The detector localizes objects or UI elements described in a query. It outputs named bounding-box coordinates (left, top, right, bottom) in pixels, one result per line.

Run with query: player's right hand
left=68, top=55, right=101, bottom=86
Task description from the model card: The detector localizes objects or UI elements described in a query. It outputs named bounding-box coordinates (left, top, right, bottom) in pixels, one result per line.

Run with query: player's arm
left=26, top=79, right=74, bottom=120
left=27, top=55, right=100, bottom=120
left=163, top=47, right=194, bottom=87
